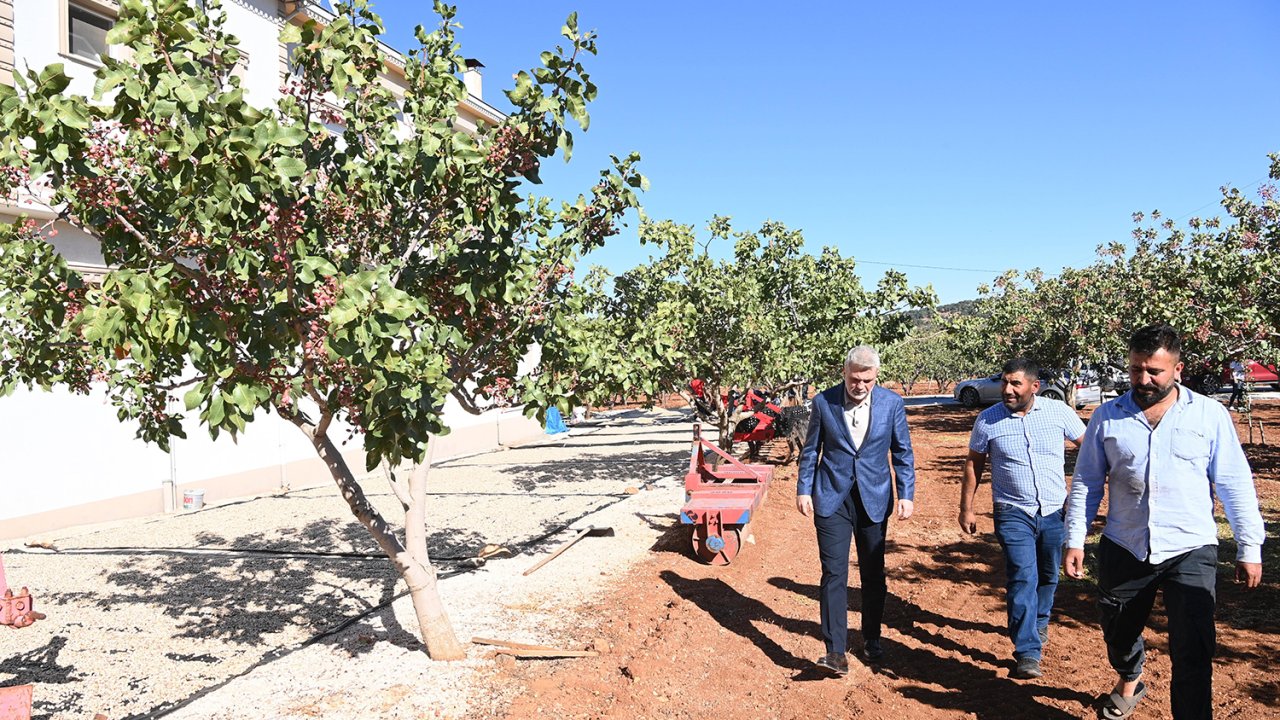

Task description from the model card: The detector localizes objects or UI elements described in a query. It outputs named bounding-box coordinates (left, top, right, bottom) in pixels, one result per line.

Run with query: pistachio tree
left=0, top=0, right=643, bottom=659
left=884, top=323, right=982, bottom=394
left=970, top=152, right=1280, bottom=401
left=557, top=216, right=936, bottom=446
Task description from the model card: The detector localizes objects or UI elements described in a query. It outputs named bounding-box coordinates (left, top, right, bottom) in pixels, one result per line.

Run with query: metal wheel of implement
left=691, top=525, right=743, bottom=565
left=960, top=387, right=980, bottom=408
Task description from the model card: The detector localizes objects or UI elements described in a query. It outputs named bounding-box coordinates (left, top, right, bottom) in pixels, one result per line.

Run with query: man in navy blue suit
left=797, top=345, right=916, bottom=676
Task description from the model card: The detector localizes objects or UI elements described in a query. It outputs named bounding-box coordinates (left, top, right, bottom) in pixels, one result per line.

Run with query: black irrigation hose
left=122, top=489, right=658, bottom=718
left=31, top=416, right=675, bottom=718
left=18, top=475, right=667, bottom=719
left=11, top=545, right=477, bottom=562
left=9, top=483, right=651, bottom=565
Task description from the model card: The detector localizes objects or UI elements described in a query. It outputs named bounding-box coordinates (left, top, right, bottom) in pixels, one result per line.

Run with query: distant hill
left=904, top=299, right=980, bottom=323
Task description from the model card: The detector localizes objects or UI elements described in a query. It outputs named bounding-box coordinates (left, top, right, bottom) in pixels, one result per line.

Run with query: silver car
left=953, top=372, right=1098, bottom=409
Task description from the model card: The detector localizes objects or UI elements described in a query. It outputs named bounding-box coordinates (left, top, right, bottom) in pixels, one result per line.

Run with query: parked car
left=1095, top=364, right=1131, bottom=395
left=1186, top=361, right=1280, bottom=395
left=953, top=373, right=1006, bottom=408
left=953, top=369, right=1106, bottom=409
left=1072, top=382, right=1103, bottom=407
left=1225, top=361, right=1280, bottom=390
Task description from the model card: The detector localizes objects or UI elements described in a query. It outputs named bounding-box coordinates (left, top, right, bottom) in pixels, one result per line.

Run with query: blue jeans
left=993, top=503, right=1065, bottom=661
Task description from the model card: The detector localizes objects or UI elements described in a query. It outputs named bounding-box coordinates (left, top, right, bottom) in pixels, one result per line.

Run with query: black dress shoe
left=816, top=652, right=849, bottom=676
left=861, top=639, right=884, bottom=662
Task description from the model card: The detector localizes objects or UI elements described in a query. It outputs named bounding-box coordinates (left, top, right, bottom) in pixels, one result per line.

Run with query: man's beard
left=1133, top=382, right=1176, bottom=408
left=1002, top=395, right=1032, bottom=413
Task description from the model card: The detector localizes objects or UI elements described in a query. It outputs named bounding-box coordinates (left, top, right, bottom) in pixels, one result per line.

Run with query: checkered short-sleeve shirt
left=969, top=397, right=1087, bottom=516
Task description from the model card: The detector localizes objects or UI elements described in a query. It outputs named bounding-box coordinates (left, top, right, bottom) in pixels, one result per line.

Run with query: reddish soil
left=494, top=400, right=1280, bottom=720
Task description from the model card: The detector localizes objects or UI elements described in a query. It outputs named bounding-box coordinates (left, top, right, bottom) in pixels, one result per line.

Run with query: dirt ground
left=487, top=400, right=1280, bottom=720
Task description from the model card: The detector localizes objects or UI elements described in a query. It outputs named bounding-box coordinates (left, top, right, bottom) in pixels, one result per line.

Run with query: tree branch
left=382, top=460, right=411, bottom=509
left=156, top=375, right=209, bottom=392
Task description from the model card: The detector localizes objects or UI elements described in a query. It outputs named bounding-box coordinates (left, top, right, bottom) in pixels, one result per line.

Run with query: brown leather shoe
left=816, top=652, right=849, bottom=676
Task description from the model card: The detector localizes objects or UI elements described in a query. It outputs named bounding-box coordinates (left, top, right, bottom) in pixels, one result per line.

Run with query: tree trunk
left=404, top=440, right=465, bottom=660
left=717, top=407, right=735, bottom=452
left=1067, top=361, right=1081, bottom=409
left=295, top=417, right=465, bottom=660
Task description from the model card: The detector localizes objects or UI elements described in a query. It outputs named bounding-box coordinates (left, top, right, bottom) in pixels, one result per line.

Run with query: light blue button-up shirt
left=970, top=397, right=1086, bottom=517
left=1065, top=385, right=1265, bottom=564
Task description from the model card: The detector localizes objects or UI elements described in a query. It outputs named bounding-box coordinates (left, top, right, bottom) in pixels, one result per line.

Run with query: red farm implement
left=1, top=553, right=42, bottom=720
left=680, top=424, right=773, bottom=565
left=728, top=385, right=811, bottom=464
left=0, top=554, right=41, bottom=629
left=731, top=392, right=782, bottom=446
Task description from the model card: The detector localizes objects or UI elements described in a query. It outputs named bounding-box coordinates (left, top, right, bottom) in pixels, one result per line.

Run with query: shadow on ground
left=40, top=518, right=491, bottom=649
left=493, top=449, right=688, bottom=493
left=659, top=570, right=816, bottom=672
left=768, top=575, right=1096, bottom=719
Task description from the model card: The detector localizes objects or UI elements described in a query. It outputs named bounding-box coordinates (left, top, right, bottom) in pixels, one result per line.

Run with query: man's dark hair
left=1002, top=357, right=1040, bottom=379
left=1129, top=324, right=1182, bottom=358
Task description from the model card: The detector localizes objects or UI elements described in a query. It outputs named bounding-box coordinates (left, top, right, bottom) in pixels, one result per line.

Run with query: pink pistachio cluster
left=260, top=197, right=308, bottom=265
left=315, top=187, right=391, bottom=263
left=486, top=125, right=539, bottom=178
left=64, top=121, right=146, bottom=236
left=280, top=75, right=351, bottom=127
left=480, top=376, right=516, bottom=407
left=0, top=164, right=31, bottom=199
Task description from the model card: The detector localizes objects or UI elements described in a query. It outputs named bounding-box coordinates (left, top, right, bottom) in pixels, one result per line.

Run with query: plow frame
left=679, top=424, right=774, bottom=564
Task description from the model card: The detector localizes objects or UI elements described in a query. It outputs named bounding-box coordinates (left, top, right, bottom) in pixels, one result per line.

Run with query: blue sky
left=368, top=1, right=1280, bottom=303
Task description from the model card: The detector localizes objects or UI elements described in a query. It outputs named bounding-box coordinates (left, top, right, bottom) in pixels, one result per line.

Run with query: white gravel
left=0, top=409, right=696, bottom=719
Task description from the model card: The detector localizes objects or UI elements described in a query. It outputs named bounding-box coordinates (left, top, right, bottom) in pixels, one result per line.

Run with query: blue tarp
left=544, top=407, right=569, bottom=434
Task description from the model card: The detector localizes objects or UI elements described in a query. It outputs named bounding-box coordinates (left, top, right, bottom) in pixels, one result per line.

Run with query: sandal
left=1100, top=681, right=1147, bottom=720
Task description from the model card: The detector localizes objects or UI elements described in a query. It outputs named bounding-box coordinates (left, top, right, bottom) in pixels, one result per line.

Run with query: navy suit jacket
left=797, top=383, right=916, bottom=521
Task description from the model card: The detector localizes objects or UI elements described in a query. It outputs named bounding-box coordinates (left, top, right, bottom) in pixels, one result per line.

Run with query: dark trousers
left=814, top=484, right=888, bottom=655
left=1097, top=536, right=1217, bottom=720
left=1227, top=381, right=1244, bottom=409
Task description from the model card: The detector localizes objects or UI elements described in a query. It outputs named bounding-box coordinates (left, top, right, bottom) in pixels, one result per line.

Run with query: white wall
left=46, top=220, right=103, bottom=267
left=13, top=1, right=284, bottom=106
left=0, top=385, right=330, bottom=520
left=222, top=0, right=284, bottom=108
left=0, top=383, right=542, bottom=523
left=13, top=0, right=99, bottom=98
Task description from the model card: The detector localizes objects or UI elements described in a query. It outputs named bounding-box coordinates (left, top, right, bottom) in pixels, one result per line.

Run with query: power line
left=856, top=260, right=1002, bottom=274
left=1170, top=175, right=1271, bottom=222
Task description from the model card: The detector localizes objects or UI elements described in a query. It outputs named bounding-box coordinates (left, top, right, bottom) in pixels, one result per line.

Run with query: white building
left=0, top=0, right=539, bottom=540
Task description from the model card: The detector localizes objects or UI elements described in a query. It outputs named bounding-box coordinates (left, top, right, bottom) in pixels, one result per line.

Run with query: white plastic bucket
left=182, top=489, right=206, bottom=511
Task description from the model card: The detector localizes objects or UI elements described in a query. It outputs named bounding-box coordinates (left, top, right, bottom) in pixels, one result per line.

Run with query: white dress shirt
left=843, top=393, right=871, bottom=449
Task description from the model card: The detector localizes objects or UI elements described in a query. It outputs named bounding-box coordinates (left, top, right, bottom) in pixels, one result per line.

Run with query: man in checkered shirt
left=958, top=357, right=1086, bottom=680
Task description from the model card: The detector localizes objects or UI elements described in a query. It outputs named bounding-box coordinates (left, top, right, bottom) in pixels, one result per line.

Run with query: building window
left=67, top=3, right=113, bottom=62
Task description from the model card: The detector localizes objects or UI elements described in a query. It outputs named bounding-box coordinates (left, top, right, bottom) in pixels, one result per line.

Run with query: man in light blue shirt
left=1064, top=325, right=1264, bottom=720
left=959, top=357, right=1086, bottom=680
